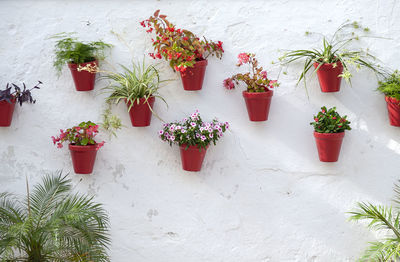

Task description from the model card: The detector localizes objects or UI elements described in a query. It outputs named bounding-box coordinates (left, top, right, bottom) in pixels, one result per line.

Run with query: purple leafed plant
left=0, top=81, right=42, bottom=106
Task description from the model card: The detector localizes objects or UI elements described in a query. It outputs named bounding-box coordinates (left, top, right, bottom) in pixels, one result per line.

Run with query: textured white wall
left=1, top=0, right=400, bottom=261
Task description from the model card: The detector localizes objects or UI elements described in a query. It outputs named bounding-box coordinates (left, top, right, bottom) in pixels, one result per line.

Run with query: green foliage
left=51, top=32, right=112, bottom=74
left=378, top=70, right=400, bottom=101
left=279, top=21, right=385, bottom=90
left=101, top=106, right=123, bottom=138
left=0, top=171, right=110, bottom=261
left=310, top=106, right=351, bottom=133
left=349, top=182, right=400, bottom=261
left=100, top=61, right=168, bottom=135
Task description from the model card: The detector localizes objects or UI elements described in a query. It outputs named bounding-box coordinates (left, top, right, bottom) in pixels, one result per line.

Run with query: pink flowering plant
left=310, top=106, right=351, bottom=133
left=159, top=110, right=229, bottom=150
left=141, top=10, right=224, bottom=73
left=223, top=53, right=279, bottom=92
left=51, top=121, right=105, bottom=149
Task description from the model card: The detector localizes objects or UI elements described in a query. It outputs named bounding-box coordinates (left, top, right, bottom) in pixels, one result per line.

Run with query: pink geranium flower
left=223, top=78, right=235, bottom=90
left=237, top=53, right=250, bottom=65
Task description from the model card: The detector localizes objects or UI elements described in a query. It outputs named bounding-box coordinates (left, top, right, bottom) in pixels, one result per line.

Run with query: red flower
left=167, top=27, right=175, bottom=32
left=146, top=28, right=153, bottom=33
left=322, top=109, right=326, bottom=113
left=96, top=141, right=105, bottom=150
left=314, top=118, right=319, bottom=122
left=186, top=55, right=194, bottom=61
left=140, top=21, right=146, bottom=27
left=156, top=53, right=162, bottom=59
left=332, top=116, right=337, bottom=120
left=176, top=52, right=182, bottom=58
left=217, top=41, right=224, bottom=52
left=183, top=37, right=189, bottom=41
left=149, top=53, right=156, bottom=59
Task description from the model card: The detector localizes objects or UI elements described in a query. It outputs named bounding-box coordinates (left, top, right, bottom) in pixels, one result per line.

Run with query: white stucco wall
left=1, top=0, right=400, bottom=261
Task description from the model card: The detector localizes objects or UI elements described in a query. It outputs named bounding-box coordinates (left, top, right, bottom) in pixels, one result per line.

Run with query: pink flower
left=223, top=78, right=235, bottom=90
left=237, top=53, right=250, bottom=65
left=201, top=135, right=206, bottom=141
left=51, top=136, right=57, bottom=144
left=159, top=130, right=164, bottom=135
left=96, top=141, right=105, bottom=150
left=269, top=80, right=277, bottom=89
left=332, top=117, right=337, bottom=120
left=57, top=143, right=63, bottom=149
left=261, top=71, right=267, bottom=79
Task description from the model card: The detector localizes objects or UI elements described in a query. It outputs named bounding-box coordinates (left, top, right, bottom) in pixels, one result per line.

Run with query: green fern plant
left=51, top=32, right=112, bottom=74
left=0, top=171, right=111, bottom=261
left=349, top=182, right=400, bottom=261
left=378, top=70, right=400, bottom=101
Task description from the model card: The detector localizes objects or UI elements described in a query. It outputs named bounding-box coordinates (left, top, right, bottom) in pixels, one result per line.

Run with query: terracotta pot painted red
left=68, top=60, right=97, bottom=91
left=314, top=62, right=343, bottom=92
left=314, top=131, right=345, bottom=162
left=180, top=59, right=208, bottom=91
left=179, top=144, right=208, bottom=172
left=385, top=96, right=400, bottom=126
left=242, top=91, right=273, bottom=121
left=126, top=96, right=155, bottom=127
left=0, top=98, right=16, bottom=127
left=69, top=144, right=98, bottom=174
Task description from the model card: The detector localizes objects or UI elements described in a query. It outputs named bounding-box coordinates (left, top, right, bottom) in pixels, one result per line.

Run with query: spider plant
left=100, top=60, right=168, bottom=134
left=0, top=171, right=110, bottom=261
left=279, top=21, right=385, bottom=90
left=349, top=181, right=400, bottom=261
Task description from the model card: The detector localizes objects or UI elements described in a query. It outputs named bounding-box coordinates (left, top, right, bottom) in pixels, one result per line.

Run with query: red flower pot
left=69, top=144, right=98, bottom=174
left=314, top=62, right=343, bottom=92
left=68, top=60, right=97, bottom=91
left=180, top=59, right=208, bottom=91
left=179, top=144, right=208, bottom=172
left=126, top=96, right=155, bottom=127
left=313, top=131, right=345, bottom=162
left=242, top=91, right=273, bottom=121
left=385, top=96, right=400, bottom=126
left=0, top=99, right=16, bottom=127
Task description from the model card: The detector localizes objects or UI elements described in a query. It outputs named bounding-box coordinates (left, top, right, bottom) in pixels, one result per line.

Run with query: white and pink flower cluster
left=159, top=110, right=229, bottom=148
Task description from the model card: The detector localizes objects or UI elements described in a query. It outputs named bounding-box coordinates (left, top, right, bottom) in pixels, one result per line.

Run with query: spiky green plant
left=100, top=61, right=168, bottom=135
left=279, top=21, right=385, bottom=91
left=0, top=172, right=111, bottom=261
left=349, top=182, right=400, bottom=261
left=378, top=70, right=400, bottom=101
left=51, top=32, right=112, bottom=75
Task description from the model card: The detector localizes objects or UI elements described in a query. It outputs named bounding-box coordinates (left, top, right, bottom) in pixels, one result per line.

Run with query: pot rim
left=69, top=143, right=98, bottom=151
left=193, top=59, right=208, bottom=67
left=313, top=61, right=343, bottom=69
left=179, top=144, right=209, bottom=151
left=68, top=60, right=98, bottom=68
left=314, top=131, right=345, bottom=139
left=125, top=95, right=155, bottom=104
left=242, top=90, right=273, bottom=98
left=385, top=96, right=400, bottom=104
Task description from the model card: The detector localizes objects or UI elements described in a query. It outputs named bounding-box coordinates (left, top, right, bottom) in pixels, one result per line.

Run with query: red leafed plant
left=141, top=10, right=224, bottom=72
left=223, top=53, right=279, bottom=93
left=51, top=121, right=105, bottom=149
